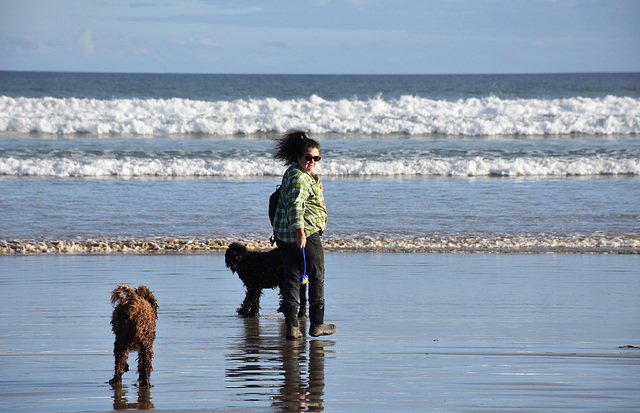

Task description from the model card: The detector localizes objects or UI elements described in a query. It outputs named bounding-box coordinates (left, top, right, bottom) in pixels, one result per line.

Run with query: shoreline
left=2, top=252, right=639, bottom=412
left=2, top=236, right=639, bottom=255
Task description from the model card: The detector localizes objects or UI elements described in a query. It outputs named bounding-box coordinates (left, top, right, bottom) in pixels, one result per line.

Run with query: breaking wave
left=1, top=94, right=639, bottom=136
left=2, top=155, right=639, bottom=177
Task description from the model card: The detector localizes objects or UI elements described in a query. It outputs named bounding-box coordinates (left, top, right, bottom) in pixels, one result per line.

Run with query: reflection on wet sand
left=226, top=318, right=334, bottom=412
left=111, top=383, right=154, bottom=410
left=282, top=338, right=333, bottom=412
left=3, top=254, right=637, bottom=411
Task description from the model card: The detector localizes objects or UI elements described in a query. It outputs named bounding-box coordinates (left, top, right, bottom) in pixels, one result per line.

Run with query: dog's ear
left=111, top=284, right=134, bottom=306
left=136, top=285, right=159, bottom=318
left=225, top=243, right=247, bottom=272
left=226, top=253, right=240, bottom=272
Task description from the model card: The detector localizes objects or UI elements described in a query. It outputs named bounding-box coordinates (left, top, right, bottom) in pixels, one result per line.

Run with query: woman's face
left=297, top=146, right=321, bottom=174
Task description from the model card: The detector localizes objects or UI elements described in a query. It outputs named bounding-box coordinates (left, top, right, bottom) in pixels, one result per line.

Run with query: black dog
left=225, top=242, right=307, bottom=318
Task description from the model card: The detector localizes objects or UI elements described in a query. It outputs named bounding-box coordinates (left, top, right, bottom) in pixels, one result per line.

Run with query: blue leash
left=300, top=246, right=308, bottom=285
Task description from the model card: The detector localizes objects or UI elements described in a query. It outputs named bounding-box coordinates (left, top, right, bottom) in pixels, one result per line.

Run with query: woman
left=273, top=130, right=337, bottom=340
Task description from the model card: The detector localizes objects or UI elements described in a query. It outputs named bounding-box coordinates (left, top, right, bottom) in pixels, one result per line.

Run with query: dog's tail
left=110, top=284, right=136, bottom=307
left=135, top=285, right=159, bottom=318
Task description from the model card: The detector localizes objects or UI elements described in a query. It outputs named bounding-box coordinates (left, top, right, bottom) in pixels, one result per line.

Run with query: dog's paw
left=137, top=378, right=153, bottom=387
left=108, top=377, right=122, bottom=386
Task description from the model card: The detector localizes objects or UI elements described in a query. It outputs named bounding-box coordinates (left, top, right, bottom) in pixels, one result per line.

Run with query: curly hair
left=273, top=130, right=320, bottom=166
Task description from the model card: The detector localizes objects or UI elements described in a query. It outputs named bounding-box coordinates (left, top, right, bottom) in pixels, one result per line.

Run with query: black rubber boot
left=284, top=306, right=303, bottom=340
left=287, top=325, right=303, bottom=340
left=309, top=305, right=336, bottom=337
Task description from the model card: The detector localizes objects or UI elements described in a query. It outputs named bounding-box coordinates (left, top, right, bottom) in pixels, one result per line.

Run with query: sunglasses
left=304, top=155, right=322, bottom=162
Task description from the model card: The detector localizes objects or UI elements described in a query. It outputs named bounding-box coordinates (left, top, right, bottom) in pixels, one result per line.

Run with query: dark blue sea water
left=1, top=71, right=639, bottom=252
left=2, top=72, right=640, bottom=100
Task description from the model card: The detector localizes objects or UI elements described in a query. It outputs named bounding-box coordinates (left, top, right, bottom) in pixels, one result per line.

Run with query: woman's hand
left=296, top=228, right=306, bottom=250
left=318, top=181, right=323, bottom=191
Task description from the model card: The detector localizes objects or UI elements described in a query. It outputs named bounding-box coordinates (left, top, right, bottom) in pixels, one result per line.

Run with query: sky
left=0, top=0, right=638, bottom=75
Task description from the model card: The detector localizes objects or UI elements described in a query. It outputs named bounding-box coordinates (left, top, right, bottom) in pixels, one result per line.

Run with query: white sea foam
left=2, top=155, right=638, bottom=177
left=1, top=95, right=639, bottom=136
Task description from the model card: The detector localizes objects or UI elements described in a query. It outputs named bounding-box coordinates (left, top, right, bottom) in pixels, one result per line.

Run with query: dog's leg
left=298, top=283, right=308, bottom=319
left=237, top=290, right=253, bottom=317
left=245, top=286, right=262, bottom=318
left=109, top=340, right=129, bottom=385
left=137, top=345, right=153, bottom=387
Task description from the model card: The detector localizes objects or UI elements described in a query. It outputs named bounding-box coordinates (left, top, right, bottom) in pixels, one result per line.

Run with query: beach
left=1, top=252, right=639, bottom=412
left=1, top=71, right=639, bottom=411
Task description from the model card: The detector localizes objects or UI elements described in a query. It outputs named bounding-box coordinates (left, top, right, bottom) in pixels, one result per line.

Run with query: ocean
left=1, top=71, right=640, bottom=411
left=1, top=71, right=639, bottom=253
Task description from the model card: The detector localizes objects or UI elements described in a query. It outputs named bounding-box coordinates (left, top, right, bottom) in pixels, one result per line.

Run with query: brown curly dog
left=109, top=284, right=158, bottom=387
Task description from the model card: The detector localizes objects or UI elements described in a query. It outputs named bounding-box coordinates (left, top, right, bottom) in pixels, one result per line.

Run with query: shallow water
left=2, top=175, right=639, bottom=253
left=1, top=252, right=639, bottom=412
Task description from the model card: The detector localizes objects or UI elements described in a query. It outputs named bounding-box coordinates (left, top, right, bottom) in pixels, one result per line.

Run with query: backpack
left=268, top=185, right=281, bottom=244
left=268, top=185, right=281, bottom=226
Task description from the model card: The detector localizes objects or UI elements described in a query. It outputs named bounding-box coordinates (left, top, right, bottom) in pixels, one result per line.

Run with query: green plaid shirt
left=273, top=163, right=327, bottom=243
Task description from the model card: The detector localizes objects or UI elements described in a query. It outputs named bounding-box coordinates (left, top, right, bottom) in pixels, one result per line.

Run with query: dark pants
left=276, top=232, right=325, bottom=328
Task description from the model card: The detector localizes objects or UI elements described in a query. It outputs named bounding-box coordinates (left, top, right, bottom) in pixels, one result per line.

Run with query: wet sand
left=1, top=252, right=639, bottom=412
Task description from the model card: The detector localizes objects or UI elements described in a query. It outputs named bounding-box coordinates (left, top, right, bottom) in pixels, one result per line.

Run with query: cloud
left=78, top=28, right=95, bottom=56
left=122, top=6, right=264, bottom=24
left=200, top=38, right=218, bottom=47
left=169, top=37, right=219, bottom=47
left=262, top=41, right=288, bottom=50
left=2, top=35, right=46, bottom=52
left=345, top=0, right=369, bottom=9
left=132, top=47, right=157, bottom=57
